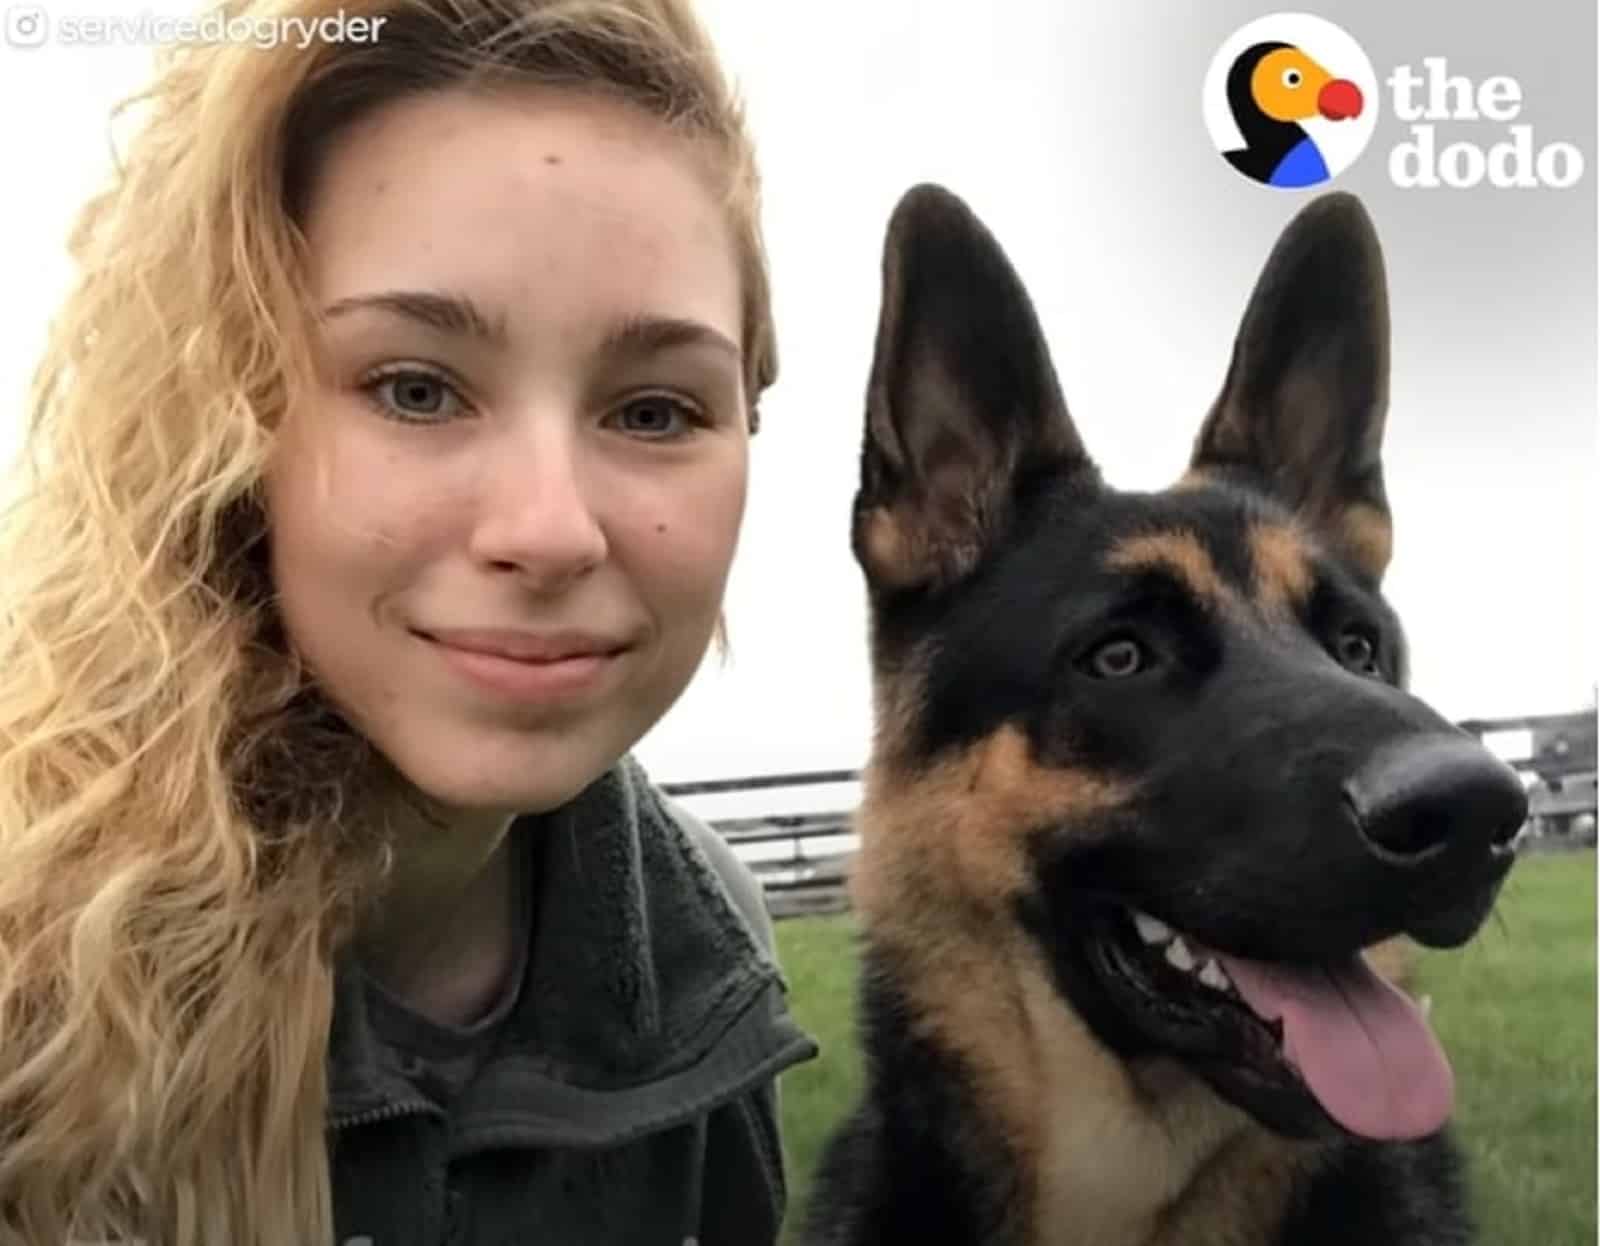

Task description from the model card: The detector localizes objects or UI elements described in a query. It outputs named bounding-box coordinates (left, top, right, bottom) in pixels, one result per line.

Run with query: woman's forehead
left=302, top=85, right=743, bottom=351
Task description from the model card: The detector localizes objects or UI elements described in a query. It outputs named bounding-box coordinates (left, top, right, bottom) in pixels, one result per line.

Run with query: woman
left=0, top=1, right=816, bottom=1242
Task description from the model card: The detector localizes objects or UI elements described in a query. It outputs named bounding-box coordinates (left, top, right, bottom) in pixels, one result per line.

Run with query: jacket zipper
left=328, top=1099, right=439, bottom=1132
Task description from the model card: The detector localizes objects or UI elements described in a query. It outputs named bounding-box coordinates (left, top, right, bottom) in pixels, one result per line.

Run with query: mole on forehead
left=1103, top=531, right=1230, bottom=604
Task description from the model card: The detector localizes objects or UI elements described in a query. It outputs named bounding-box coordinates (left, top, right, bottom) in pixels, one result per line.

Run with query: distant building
left=1460, top=711, right=1598, bottom=842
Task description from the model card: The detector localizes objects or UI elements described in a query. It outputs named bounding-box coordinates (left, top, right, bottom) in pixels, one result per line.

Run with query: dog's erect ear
left=1190, top=193, right=1393, bottom=583
left=854, top=184, right=1092, bottom=595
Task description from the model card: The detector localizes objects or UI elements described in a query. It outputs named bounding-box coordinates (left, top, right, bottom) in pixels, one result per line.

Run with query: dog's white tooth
left=1198, top=959, right=1230, bottom=991
left=1165, top=937, right=1196, bottom=972
left=1134, top=912, right=1173, bottom=945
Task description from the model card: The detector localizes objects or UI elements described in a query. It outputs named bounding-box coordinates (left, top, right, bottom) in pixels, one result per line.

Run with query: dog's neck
left=889, top=916, right=1324, bottom=1246
left=858, top=905, right=1322, bottom=1246
left=1014, top=951, right=1313, bottom=1246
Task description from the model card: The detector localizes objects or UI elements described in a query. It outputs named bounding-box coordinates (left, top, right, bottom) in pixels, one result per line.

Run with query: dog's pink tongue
left=1213, top=952, right=1453, bottom=1141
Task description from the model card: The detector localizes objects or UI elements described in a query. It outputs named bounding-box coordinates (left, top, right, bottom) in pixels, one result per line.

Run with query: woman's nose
left=466, top=425, right=609, bottom=592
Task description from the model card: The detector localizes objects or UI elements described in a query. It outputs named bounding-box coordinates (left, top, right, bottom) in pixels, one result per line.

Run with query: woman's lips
left=417, top=626, right=628, bottom=662
left=413, top=628, right=628, bottom=701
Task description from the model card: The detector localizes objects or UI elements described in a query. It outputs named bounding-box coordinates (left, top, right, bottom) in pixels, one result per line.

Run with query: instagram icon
left=5, top=5, right=49, bottom=47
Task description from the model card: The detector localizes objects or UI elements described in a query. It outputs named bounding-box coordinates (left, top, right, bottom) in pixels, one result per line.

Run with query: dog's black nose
left=1344, top=735, right=1528, bottom=862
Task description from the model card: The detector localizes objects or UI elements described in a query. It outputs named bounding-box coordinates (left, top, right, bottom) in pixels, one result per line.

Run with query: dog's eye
left=1334, top=627, right=1381, bottom=675
left=1087, top=637, right=1147, bottom=679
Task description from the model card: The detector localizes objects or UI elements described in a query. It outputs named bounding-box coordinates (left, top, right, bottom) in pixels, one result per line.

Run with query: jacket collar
left=327, top=756, right=812, bottom=1142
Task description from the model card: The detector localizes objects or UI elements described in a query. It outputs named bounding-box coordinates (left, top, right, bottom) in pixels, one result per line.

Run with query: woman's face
left=266, top=85, right=749, bottom=818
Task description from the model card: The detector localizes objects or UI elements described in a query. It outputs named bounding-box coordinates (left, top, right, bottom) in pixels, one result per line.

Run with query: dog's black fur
left=800, top=187, right=1525, bottom=1246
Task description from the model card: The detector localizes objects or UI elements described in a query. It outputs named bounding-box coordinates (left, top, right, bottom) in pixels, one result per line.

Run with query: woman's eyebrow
left=598, top=314, right=742, bottom=366
left=320, top=289, right=509, bottom=348
left=319, top=294, right=740, bottom=366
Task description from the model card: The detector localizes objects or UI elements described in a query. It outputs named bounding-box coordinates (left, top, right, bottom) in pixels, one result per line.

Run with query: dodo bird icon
left=1224, top=41, right=1364, bottom=187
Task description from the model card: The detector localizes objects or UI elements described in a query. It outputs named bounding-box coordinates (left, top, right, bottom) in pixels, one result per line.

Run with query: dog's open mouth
left=1084, top=906, right=1454, bottom=1142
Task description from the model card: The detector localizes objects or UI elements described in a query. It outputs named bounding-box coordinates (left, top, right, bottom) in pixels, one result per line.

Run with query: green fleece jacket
left=325, top=756, right=819, bottom=1245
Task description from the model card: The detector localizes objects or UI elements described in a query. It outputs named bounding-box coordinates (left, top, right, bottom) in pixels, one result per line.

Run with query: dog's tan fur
left=1105, top=532, right=1231, bottom=610
left=851, top=724, right=1128, bottom=1228
left=857, top=494, right=983, bottom=594
left=1249, top=523, right=1316, bottom=616
left=1337, top=501, right=1395, bottom=583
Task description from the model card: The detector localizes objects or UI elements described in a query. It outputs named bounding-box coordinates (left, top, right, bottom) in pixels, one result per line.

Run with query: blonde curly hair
left=0, top=2, right=773, bottom=1241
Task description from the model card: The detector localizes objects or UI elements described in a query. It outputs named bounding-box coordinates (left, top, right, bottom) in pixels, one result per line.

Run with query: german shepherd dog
left=800, top=188, right=1527, bottom=1246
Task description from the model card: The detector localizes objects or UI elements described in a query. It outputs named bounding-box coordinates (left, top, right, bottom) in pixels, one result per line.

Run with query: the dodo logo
left=1204, top=14, right=1379, bottom=189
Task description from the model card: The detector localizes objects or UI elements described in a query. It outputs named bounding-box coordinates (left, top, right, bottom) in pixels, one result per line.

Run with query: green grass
left=1415, top=852, right=1596, bottom=1244
left=773, top=911, right=863, bottom=1237
left=774, top=852, right=1596, bottom=1244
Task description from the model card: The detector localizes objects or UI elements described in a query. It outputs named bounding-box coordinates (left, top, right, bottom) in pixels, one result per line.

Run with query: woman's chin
left=383, top=742, right=629, bottom=828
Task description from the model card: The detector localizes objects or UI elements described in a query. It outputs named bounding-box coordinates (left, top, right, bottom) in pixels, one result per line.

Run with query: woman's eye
left=362, top=368, right=467, bottom=423
left=609, top=394, right=701, bottom=439
left=1086, top=637, right=1147, bottom=680
left=1335, top=626, right=1381, bottom=675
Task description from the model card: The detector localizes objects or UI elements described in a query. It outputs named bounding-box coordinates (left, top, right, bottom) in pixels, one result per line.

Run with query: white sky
left=0, top=3, right=1594, bottom=812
